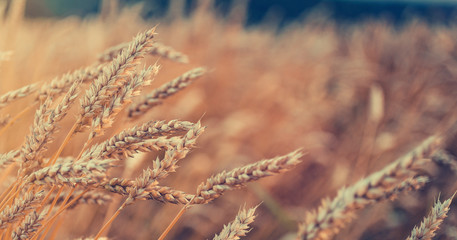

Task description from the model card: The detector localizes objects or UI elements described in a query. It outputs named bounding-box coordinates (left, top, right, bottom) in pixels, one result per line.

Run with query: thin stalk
left=31, top=188, right=88, bottom=240
left=158, top=197, right=194, bottom=240
left=94, top=200, right=127, bottom=240
left=46, top=121, right=78, bottom=167
left=0, top=163, right=16, bottom=186
left=0, top=103, right=36, bottom=137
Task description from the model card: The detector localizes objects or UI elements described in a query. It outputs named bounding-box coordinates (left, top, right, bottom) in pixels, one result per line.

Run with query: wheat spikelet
left=19, top=77, right=82, bottom=170
left=0, top=149, right=19, bottom=169
left=383, top=176, right=429, bottom=201
left=77, top=27, right=156, bottom=132
left=406, top=194, right=454, bottom=240
left=128, top=67, right=206, bottom=118
left=431, top=150, right=457, bottom=173
left=213, top=205, right=258, bottom=240
left=11, top=208, right=48, bottom=240
left=147, top=41, right=189, bottom=63
left=0, top=83, right=37, bottom=109
left=26, top=159, right=114, bottom=187
left=47, top=190, right=111, bottom=209
left=296, top=136, right=442, bottom=240
left=81, top=120, right=204, bottom=161
left=37, top=64, right=105, bottom=101
left=82, top=119, right=197, bottom=162
left=98, top=41, right=189, bottom=64
left=0, top=191, right=44, bottom=229
left=194, top=149, right=303, bottom=204
left=98, top=177, right=193, bottom=204
left=88, top=65, right=159, bottom=140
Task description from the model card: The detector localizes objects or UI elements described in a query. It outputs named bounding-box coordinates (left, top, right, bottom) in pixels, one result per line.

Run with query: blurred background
left=3, top=0, right=457, bottom=239
left=9, top=0, right=457, bottom=25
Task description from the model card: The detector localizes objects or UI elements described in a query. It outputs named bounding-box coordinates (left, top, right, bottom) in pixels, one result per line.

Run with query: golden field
left=1, top=1, right=457, bottom=240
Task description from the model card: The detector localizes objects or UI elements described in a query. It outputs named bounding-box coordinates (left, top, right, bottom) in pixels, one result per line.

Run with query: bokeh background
left=3, top=0, right=457, bottom=239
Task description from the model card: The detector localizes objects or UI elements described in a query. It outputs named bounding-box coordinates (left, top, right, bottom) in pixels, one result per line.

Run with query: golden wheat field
left=2, top=0, right=457, bottom=240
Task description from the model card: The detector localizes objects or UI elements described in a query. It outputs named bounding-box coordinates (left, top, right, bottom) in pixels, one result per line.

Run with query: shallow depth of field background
left=3, top=0, right=457, bottom=239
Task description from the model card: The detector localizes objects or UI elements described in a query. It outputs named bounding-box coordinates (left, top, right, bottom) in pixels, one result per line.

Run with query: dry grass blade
left=406, top=194, right=455, bottom=240
left=213, top=205, right=258, bottom=240
left=296, top=136, right=441, bottom=240
left=128, top=67, right=206, bottom=118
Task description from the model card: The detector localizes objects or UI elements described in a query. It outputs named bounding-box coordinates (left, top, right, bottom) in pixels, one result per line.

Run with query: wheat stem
left=94, top=200, right=127, bottom=240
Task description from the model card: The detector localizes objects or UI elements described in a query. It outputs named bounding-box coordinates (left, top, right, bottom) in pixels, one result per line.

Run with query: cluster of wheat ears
left=2, top=2, right=457, bottom=240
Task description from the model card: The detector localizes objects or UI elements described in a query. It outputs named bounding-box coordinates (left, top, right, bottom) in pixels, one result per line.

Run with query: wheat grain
left=213, top=205, right=258, bottom=240
left=0, top=83, right=37, bottom=109
left=26, top=159, right=114, bottom=187
left=20, top=77, right=82, bottom=170
left=37, top=64, right=105, bottom=101
left=194, top=149, right=303, bottom=204
left=11, top=208, right=48, bottom=240
left=81, top=120, right=204, bottom=162
left=128, top=67, right=206, bottom=118
left=98, top=41, right=189, bottom=64
left=431, top=150, right=457, bottom=173
left=0, top=150, right=19, bottom=169
left=76, top=27, right=156, bottom=132
left=48, top=190, right=111, bottom=209
left=0, top=191, right=44, bottom=229
left=406, top=194, right=454, bottom=240
left=296, top=136, right=441, bottom=240
left=98, top=177, right=193, bottom=204
left=88, top=65, right=159, bottom=140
